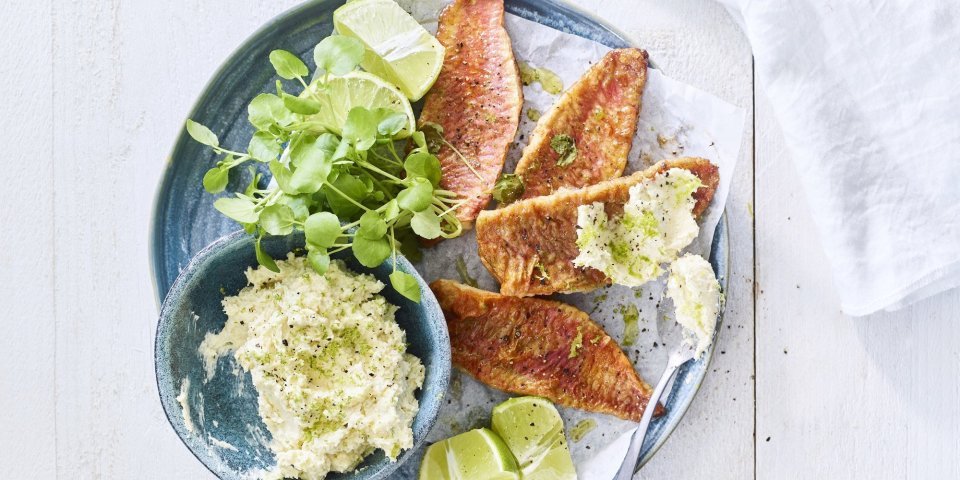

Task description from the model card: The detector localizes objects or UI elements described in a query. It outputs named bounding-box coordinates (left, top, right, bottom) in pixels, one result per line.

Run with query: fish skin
left=512, top=48, right=648, bottom=201
left=476, top=157, right=719, bottom=297
left=418, top=0, right=523, bottom=230
left=430, top=279, right=663, bottom=421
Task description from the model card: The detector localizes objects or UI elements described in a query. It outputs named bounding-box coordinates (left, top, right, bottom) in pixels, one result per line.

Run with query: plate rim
left=147, top=0, right=731, bottom=475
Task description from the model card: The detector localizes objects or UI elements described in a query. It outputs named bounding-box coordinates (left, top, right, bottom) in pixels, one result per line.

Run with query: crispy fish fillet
left=476, top=157, right=719, bottom=297
left=512, top=48, right=648, bottom=201
left=418, top=0, right=522, bottom=229
left=431, top=279, right=663, bottom=421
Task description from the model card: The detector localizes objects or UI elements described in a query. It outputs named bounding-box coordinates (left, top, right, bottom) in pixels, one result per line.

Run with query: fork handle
left=612, top=361, right=683, bottom=480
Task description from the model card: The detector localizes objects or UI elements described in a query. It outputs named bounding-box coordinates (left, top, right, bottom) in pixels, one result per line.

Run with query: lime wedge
left=303, top=70, right=415, bottom=138
left=419, top=428, right=521, bottom=480
left=333, top=0, right=445, bottom=101
left=491, top=397, right=578, bottom=480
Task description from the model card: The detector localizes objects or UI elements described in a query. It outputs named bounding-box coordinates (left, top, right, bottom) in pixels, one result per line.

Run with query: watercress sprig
left=185, top=36, right=462, bottom=302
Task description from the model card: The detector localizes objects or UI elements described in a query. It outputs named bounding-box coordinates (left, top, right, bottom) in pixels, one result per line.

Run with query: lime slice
left=333, top=0, right=445, bottom=101
left=419, top=428, right=521, bottom=480
left=491, top=397, right=577, bottom=480
left=303, top=70, right=415, bottom=138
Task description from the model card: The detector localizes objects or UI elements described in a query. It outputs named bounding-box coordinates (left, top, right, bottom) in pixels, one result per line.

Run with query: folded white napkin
left=719, top=0, right=960, bottom=315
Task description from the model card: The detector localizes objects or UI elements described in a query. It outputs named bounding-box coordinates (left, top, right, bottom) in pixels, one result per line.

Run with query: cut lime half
left=419, top=428, right=521, bottom=480
left=334, top=0, right=445, bottom=101
left=491, top=397, right=577, bottom=480
left=301, top=70, right=415, bottom=138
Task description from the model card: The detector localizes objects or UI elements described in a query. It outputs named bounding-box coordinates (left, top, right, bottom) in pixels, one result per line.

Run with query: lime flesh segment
left=302, top=70, right=415, bottom=138
left=419, top=428, right=521, bottom=480
left=491, top=397, right=578, bottom=480
left=333, top=0, right=445, bottom=101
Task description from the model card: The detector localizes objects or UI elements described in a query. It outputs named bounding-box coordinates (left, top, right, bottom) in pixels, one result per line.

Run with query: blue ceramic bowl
left=155, top=230, right=451, bottom=479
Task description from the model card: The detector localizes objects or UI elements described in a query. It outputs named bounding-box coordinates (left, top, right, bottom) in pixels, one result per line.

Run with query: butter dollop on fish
left=573, top=168, right=702, bottom=287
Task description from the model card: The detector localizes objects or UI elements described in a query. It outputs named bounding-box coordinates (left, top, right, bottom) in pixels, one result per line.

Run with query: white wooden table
left=2, top=0, right=958, bottom=478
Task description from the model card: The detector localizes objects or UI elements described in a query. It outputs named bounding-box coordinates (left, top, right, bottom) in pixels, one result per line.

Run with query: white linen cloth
left=719, top=0, right=960, bottom=315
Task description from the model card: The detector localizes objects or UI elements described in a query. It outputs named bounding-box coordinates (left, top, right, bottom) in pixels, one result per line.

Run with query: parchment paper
left=395, top=1, right=745, bottom=476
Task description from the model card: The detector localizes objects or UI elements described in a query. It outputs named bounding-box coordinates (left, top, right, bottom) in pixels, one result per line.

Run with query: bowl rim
left=154, top=229, right=451, bottom=480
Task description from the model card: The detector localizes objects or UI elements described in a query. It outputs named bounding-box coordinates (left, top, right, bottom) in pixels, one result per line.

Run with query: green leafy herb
left=202, top=166, right=230, bottom=194
left=357, top=210, right=388, bottom=239
left=259, top=204, right=295, bottom=235
left=492, top=173, right=524, bottom=204
left=307, top=248, right=330, bottom=274
left=411, top=209, right=441, bottom=239
left=550, top=133, right=578, bottom=166
left=186, top=36, right=467, bottom=302
left=214, top=196, right=259, bottom=224
left=376, top=109, right=409, bottom=137
left=281, top=93, right=322, bottom=115
left=313, top=36, right=365, bottom=76
left=248, top=131, right=282, bottom=162
left=248, top=93, right=293, bottom=130
left=352, top=236, right=391, bottom=267
left=269, top=50, right=309, bottom=80
left=397, top=177, right=434, bottom=212
left=304, top=212, right=341, bottom=248
left=185, top=119, right=219, bottom=147
left=342, top=107, right=379, bottom=151
left=255, top=236, right=280, bottom=273
left=389, top=270, right=421, bottom=303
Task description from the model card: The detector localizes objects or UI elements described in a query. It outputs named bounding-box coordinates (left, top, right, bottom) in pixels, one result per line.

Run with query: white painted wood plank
left=0, top=1, right=56, bottom=478
left=565, top=1, right=756, bottom=478
left=755, top=87, right=960, bottom=478
left=49, top=0, right=299, bottom=477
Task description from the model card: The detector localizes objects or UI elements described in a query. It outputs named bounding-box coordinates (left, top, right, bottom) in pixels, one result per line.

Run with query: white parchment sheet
left=397, top=1, right=745, bottom=475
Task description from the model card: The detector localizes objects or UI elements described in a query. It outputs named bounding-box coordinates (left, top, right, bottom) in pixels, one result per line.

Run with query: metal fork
left=613, top=342, right=696, bottom=480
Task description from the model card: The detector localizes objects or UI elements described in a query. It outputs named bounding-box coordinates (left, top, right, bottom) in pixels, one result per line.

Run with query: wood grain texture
left=0, top=1, right=56, bottom=478
left=47, top=0, right=300, bottom=477
left=755, top=88, right=960, bottom=479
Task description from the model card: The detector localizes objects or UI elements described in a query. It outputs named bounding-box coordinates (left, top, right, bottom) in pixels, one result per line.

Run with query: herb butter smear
left=573, top=168, right=702, bottom=286
left=667, top=254, right=722, bottom=358
left=199, top=254, right=424, bottom=480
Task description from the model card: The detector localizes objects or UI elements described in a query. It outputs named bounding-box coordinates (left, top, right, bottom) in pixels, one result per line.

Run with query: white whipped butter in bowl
left=199, top=254, right=424, bottom=480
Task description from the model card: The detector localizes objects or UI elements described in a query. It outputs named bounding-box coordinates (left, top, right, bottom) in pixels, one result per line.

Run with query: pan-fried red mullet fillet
left=430, top=279, right=663, bottom=421
left=476, top=157, right=719, bottom=297
left=418, top=0, right=522, bottom=229
left=512, top=48, right=648, bottom=201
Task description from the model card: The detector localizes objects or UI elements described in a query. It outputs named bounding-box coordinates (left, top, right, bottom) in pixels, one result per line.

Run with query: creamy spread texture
left=574, top=168, right=701, bottom=286
left=667, top=254, right=721, bottom=358
left=199, top=255, right=424, bottom=480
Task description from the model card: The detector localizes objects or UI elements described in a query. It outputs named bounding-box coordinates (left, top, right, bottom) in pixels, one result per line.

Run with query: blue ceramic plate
left=151, top=0, right=729, bottom=476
